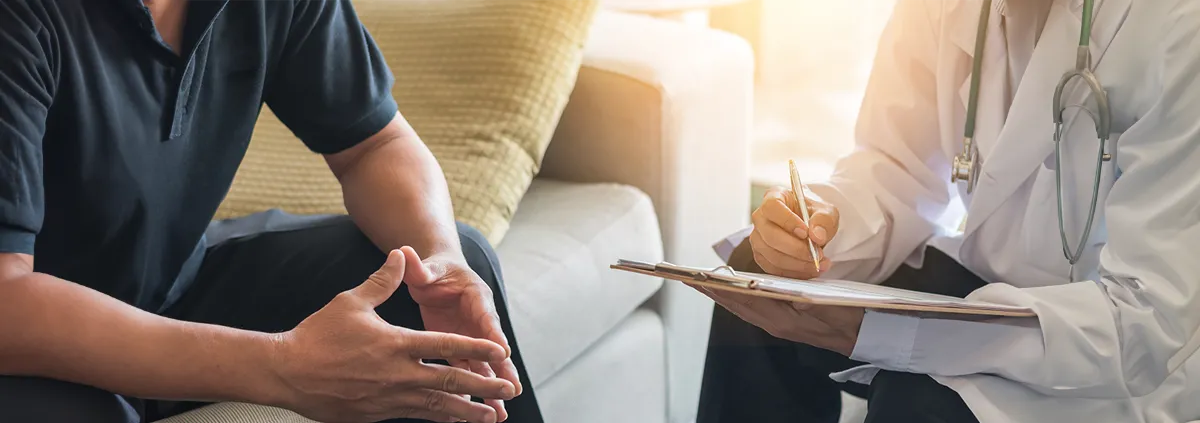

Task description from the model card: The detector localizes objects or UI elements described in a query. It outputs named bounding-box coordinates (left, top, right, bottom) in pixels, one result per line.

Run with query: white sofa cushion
left=538, top=310, right=666, bottom=423
left=498, top=179, right=664, bottom=386
left=542, top=12, right=753, bottom=423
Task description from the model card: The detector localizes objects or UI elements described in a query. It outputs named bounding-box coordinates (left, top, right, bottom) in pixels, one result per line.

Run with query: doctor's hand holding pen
left=701, top=180, right=861, bottom=356
left=749, top=184, right=840, bottom=280
left=697, top=179, right=862, bottom=356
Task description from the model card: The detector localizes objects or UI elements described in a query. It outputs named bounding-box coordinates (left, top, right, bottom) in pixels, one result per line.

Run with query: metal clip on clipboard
left=616, top=259, right=758, bottom=289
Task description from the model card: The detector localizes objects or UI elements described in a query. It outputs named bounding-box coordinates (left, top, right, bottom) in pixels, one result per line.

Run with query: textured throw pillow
left=215, top=0, right=598, bottom=245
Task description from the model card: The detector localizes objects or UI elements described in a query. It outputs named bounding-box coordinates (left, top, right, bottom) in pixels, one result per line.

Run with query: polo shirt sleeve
left=0, top=1, right=53, bottom=255
left=263, top=0, right=399, bottom=155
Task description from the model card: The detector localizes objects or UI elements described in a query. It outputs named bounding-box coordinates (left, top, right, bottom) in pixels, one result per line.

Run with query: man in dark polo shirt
left=0, top=1, right=543, bottom=422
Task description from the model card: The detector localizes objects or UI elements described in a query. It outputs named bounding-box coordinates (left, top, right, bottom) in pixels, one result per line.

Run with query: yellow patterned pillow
left=215, top=0, right=598, bottom=244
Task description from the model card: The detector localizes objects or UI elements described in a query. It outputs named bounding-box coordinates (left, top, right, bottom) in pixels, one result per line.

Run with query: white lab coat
left=770, top=0, right=1200, bottom=421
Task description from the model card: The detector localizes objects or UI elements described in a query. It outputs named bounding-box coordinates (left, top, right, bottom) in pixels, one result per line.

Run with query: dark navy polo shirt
left=0, top=0, right=398, bottom=311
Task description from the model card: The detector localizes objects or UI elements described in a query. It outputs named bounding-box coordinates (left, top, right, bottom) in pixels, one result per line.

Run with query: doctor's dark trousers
left=697, top=243, right=984, bottom=423
left=0, top=216, right=543, bottom=423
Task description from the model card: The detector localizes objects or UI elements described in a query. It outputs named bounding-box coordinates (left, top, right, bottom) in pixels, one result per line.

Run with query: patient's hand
left=271, top=250, right=515, bottom=423
left=750, top=186, right=839, bottom=279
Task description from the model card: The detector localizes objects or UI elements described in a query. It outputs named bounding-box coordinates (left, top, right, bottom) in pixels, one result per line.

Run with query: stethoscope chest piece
left=951, top=138, right=981, bottom=194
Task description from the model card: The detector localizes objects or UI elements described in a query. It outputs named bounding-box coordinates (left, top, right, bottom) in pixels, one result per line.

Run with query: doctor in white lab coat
left=696, top=0, right=1200, bottom=422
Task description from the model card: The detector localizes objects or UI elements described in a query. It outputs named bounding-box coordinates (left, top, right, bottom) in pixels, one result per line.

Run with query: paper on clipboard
left=750, top=272, right=1030, bottom=313
left=612, top=259, right=1036, bottom=318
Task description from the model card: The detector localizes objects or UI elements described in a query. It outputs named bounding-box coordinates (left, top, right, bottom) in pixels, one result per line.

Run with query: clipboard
left=611, top=259, right=1037, bottom=318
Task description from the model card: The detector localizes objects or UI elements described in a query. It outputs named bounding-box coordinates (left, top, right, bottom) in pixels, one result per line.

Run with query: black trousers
left=0, top=215, right=543, bottom=423
left=697, top=246, right=985, bottom=423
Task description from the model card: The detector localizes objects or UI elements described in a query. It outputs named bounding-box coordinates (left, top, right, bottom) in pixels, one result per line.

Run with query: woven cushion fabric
left=153, top=402, right=314, bottom=423
left=215, top=0, right=598, bottom=244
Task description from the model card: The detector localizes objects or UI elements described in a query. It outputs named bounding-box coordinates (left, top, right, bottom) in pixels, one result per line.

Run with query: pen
left=788, top=160, right=821, bottom=273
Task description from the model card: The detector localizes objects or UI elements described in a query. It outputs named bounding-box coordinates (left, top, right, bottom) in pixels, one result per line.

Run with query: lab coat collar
left=947, top=0, right=1004, bottom=58
left=948, top=0, right=1127, bottom=59
left=949, top=0, right=1021, bottom=112
left=960, top=0, right=1131, bottom=237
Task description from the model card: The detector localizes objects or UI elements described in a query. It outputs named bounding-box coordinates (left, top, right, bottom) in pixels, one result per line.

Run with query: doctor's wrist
left=790, top=302, right=864, bottom=357
left=832, top=323, right=862, bottom=357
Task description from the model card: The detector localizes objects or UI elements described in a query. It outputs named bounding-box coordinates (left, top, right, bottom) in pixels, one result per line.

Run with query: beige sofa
left=160, top=10, right=752, bottom=423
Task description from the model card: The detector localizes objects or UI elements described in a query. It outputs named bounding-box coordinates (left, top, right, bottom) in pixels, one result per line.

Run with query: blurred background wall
left=711, top=0, right=897, bottom=186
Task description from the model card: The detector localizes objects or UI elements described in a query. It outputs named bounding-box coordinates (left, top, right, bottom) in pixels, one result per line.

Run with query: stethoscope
left=950, top=0, right=1114, bottom=281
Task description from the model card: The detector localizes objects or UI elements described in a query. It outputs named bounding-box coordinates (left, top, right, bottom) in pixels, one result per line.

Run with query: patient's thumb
left=351, top=249, right=405, bottom=306
left=400, top=246, right=436, bottom=285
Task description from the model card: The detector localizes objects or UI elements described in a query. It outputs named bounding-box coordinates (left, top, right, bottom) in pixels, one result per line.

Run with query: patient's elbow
left=0, top=253, right=34, bottom=284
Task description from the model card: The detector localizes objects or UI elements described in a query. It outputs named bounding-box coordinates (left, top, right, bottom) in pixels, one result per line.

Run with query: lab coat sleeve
left=808, top=0, right=954, bottom=284
left=847, top=8, right=1200, bottom=399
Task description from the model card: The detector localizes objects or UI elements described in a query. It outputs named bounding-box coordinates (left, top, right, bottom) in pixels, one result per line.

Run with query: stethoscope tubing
left=956, top=0, right=1113, bottom=281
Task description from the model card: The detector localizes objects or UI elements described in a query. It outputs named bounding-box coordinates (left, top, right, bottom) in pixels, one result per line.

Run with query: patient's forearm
left=328, top=116, right=462, bottom=259
left=0, top=270, right=281, bottom=404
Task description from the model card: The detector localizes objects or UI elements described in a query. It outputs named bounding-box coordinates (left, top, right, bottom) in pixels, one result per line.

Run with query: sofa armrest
left=540, top=11, right=753, bottom=423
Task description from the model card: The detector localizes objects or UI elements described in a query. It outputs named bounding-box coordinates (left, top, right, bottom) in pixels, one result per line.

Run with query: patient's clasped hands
left=270, top=248, right=517, bottom=423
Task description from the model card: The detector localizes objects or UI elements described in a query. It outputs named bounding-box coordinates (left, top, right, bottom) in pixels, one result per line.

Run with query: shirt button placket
left=171, top=55, right=199, bottom=140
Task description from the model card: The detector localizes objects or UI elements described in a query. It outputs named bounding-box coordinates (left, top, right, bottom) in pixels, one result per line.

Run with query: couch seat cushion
left=498, top=179, right=664, bottom=386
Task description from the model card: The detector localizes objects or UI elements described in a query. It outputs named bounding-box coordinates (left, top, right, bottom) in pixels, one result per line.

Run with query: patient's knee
left=456, top=222, right=503, bottom=290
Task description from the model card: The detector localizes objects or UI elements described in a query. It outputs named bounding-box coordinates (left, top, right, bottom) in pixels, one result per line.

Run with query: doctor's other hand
left=269, top=250, right=516, bottom=423
left=697, top=287, right=864, bottom=356
left=750, top=186, right=840, bottom=279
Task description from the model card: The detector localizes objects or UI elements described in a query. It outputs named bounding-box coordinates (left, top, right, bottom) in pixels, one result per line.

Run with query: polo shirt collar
left=109, top=0, right=231, bottom=61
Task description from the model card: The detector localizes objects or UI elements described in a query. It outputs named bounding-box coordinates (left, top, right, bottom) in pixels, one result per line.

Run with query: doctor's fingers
left=758, top=189, right=808, bottom=236
left=748, top=228, right=825, bottom=271
left=752, top=246, right=819, bottom=280
left=705, top=288, right=824, bottom=343
left=753, top=248, right=832, bottom=281
left=750, top=230, right=820, bottom=267
left=699, top=287, right=781, bottom=325
left=751, top=218, right=816, bottom=260
left=807, top=204, right=840, bottom=247
left=762, top=186, right=840, bottom=248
